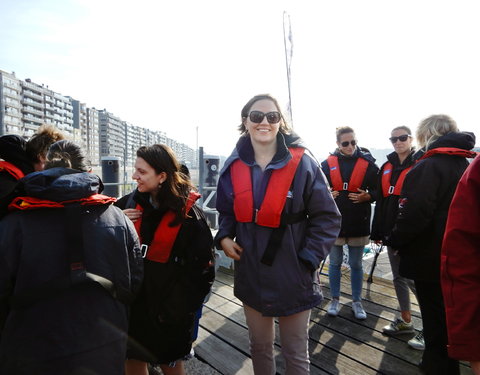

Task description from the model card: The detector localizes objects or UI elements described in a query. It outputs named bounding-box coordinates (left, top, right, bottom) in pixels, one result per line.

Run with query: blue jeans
left=328, top=245, right=364, bottom=301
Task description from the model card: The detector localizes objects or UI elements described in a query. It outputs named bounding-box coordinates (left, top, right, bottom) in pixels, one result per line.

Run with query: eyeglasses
left=248, top=110, right=281, bottom=124
left=340, top=140, right=357, bottom=147
left=389, top=134, right=411, bottom=143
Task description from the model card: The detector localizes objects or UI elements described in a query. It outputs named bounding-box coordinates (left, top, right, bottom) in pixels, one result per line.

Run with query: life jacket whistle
left=230, top=147, right=304, bottom=228
left=326, top=155, right=369, bottom=192
left=134, top=191, right=200, bottom=263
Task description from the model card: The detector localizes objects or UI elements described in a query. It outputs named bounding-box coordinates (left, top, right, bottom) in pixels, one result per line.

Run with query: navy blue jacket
left=0, top=168, right=143, bottom=373
left=216, top=133, right=341, bottom=316
left=321, top=147, right=379, bottom=238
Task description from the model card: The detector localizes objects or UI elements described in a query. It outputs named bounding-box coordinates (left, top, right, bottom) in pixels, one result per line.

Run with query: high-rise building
left=0, top=70, right=22, bottom=136
left=1, top=69, right=199, bottom=179
left=86, top=107, right=100, bottom=166
left=99, top=109, right=126, bottom=159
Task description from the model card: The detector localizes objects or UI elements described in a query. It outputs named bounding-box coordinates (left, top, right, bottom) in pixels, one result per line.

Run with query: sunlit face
left=337, top=132, right=357, bottom=156
left=132, top=157, right=166, bottom=194
left=390, top=129, right=413, bottom=156
left=244, top=99, right=280, bottom=147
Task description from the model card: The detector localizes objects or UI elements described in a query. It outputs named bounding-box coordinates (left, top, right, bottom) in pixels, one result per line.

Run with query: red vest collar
left=230, top=147, right=304, bottom=228
left=134, top=191, right=200, bottom=263
left=0, top=161, right=25, bottom=180
left=9, top=194, right=116, bottom=211
left=420, top=147, right=478, bottom=160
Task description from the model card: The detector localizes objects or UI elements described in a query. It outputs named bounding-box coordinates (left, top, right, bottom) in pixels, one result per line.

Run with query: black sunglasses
left=340, top=140, right=357, bottom=147
left=389, top=134, right=410, bottom=143
left=248, top=110, right=281, bottom=124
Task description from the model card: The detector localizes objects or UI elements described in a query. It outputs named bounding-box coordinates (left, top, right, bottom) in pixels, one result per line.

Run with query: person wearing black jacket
left=0, top=140, right=143, bottom=375
left=371, top=126, right=423, bottom=347
left=0, top=125, right=64, bottom=219
left=388, top=115, right=476, bottom=375
left=116, top=144, right=215, bottom=375
left=321, top=126, right=379, bottom=320
left=0, top=135, right=33, bottom=219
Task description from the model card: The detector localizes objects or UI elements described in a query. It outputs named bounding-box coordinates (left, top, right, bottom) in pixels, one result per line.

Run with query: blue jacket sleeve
left=297, top=157, right=341, bottom=270
left=214, top=166, right=237, bottom=249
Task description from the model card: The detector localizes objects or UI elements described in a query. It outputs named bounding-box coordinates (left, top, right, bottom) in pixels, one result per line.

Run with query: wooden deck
left=191, top=266, right=471, bottom=375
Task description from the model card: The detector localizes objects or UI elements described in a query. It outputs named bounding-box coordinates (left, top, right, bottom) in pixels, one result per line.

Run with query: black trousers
left=415, top=280, right=459, bottom=375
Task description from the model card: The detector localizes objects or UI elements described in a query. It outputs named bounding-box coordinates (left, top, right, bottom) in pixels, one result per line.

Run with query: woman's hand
left=331, top=189, right=340, bottom=199
left=220, top=237, right=243, bottom=261
left=348, top=188, right=371, bottom=203
left=123, top=208, right=142, bottom=223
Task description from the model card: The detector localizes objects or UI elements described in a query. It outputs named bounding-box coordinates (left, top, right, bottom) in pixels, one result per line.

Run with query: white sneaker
left=327, top=299, right=341, bottom=316
left=352, top=301, right=367, bottom=320
left=408, top=330, right=425, bottom=350
left=382, top=318, right=415, bottom=335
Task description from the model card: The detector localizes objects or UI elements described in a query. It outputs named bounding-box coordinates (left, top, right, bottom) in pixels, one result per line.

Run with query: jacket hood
left=428, top=131, right=476, bottom=151
left=386, top=149, right=415, bottom=165
left=0, top=135, right=34, bottom=175
left=332, top=146, right=376, bottom=163
left=221, top=131, right=304, bottom=174
left=19, top=167, right=104, bottom=202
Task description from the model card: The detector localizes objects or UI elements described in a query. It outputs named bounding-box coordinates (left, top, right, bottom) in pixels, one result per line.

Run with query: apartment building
left=99, top=109, right=126, bottom=160
left=0, top=70, right=75, bottom=139
left=0, top=70, right=22, bottom=136
left=1, top=70, right=199, bottom=176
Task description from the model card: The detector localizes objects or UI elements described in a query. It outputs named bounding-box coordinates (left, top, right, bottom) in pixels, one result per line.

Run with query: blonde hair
left=416, top=115, right=458, bottom=149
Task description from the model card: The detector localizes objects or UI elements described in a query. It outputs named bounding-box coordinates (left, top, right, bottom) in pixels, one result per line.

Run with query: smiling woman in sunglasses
left=215, top=94, right=341, bottom=374
left=371, top=126, right=424, bottom=347
left=320, top=126, right=379, bottom=320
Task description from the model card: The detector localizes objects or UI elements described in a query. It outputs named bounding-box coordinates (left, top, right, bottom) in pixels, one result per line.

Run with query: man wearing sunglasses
left=371, top=126, right=425, bottom=350
left=321, top=126, right=379, bottom=320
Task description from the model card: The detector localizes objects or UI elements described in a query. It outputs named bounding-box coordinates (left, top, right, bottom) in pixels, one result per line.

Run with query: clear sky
left=1, top=0, right=479, bottom=160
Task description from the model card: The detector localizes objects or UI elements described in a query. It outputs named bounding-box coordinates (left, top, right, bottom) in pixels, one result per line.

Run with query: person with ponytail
left=0, top=140, right=143, bottom=375
left=116, top=144, right=215, bottom=375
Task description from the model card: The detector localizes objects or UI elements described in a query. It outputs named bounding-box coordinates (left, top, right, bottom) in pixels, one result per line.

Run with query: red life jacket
left=420, top=147, right=478, bottom=160
left=230, top=147, right=304, bottom=228
left=381, top=162, right=413, bottom=197
left=133, top=191, right=200, bottom=263
left=326, top=155, right=369, bottom=192
left=0, top=160, right=25, bottom=180
left=9, top=194, right=116, bottom=210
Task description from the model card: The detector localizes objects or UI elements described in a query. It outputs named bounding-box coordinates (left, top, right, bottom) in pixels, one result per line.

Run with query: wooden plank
left=207, top=286, right=378, bottom=375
